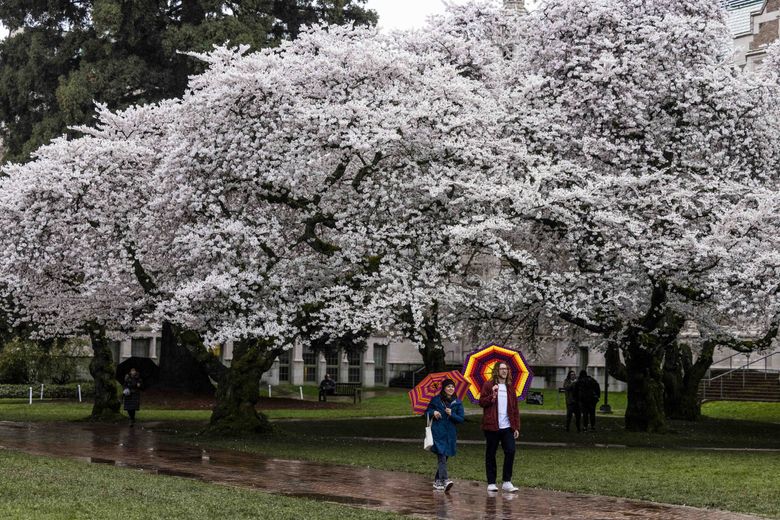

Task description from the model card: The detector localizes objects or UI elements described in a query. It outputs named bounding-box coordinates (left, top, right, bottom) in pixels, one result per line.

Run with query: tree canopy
left=0, top=0, right=377, bottom=163
left=0, top=0, right=777, bottom=432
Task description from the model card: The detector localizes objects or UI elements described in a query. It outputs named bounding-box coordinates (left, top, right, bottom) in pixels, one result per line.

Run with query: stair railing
left=700, top=352, right=780, bottom=401
left=411, top=365, right=427, bottom=387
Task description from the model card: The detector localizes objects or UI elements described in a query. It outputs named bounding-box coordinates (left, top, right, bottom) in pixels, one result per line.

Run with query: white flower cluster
left=0, top=0, right=776, bottom=351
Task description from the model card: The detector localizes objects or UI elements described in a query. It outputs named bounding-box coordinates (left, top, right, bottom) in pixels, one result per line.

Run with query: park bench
left=526, top=391, right=544, bottom=405
left=319, top=382, right=362, bottom=404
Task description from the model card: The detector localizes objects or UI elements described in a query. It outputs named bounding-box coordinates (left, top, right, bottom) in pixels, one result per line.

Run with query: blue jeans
left=434, top=453, right=448, bottom=481
left=484, top=428, right=516, bottom=484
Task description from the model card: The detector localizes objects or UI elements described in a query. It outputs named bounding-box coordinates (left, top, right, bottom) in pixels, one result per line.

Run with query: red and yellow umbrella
left=462, top=344, right=533, bottom=403
left=408, top=370, right=470, bottom=415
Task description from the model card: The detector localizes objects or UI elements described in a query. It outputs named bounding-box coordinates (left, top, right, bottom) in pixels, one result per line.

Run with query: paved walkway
left=0, top=421, right=765, bottom=520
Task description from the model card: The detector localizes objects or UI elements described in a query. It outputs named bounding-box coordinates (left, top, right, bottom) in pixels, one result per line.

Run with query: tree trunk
left=88, top=327, right=121, bottom=419
left=664, top=341, right=715, bottom=420
left=157, top=321, right=215, bottom=394
left=204, top=338, right=278, bottom=435
left=623, top=340, right=666, bottom=432
left=419, top=336, right=446, bottom=373
left=416, top=301, right=446, bottom=373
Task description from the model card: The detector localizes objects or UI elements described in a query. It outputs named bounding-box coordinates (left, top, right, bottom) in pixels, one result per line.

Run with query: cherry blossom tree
left=0, top=102, right=176, bottom=417
left=483, top=0, right=780, bottom=430
left=142, top=12, right=541, bottom=430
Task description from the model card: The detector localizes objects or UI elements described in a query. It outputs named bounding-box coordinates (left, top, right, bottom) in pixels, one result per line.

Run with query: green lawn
left=0, top=450, right=408, bottom=520
left=2, top=393, right=779, bottom=518
left=702, top=400, right=780, bottom=423
left=0, top=399, right=211, bottom=423
left=199, top=418, right=780, bottom=519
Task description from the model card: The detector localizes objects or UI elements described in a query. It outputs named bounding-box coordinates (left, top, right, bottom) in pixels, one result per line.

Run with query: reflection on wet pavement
left=0, top=421, right=764, bottom=520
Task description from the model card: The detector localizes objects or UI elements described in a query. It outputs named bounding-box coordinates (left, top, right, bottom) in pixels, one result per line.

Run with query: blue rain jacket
left=425, top=395, right=465, bottom=456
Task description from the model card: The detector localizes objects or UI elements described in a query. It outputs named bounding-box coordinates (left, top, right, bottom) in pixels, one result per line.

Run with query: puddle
left=283, top=492, right=383, bottom=507
left=89, top=457, right=117, bottom=465
left=0, top=421, right=764, bottom=520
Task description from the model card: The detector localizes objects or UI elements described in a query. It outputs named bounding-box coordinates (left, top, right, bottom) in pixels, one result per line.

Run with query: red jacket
left=478, top=380, right=521, bottom=432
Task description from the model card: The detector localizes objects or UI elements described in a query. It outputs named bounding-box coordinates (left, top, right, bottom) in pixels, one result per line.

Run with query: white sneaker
left=444, top=480, right=453, bottom=492
left=487, top=483, right=499, bottom=492
left=433, top=480, right=445, bottom=491
left=502, top=481, right=519, bottom=492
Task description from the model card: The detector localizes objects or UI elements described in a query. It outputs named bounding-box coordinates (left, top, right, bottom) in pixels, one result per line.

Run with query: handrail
left=411, top=365, right=427, bottom=387
left=707, top=352, right=779, bottom=383
left=709, top=351, right=749, bottom=369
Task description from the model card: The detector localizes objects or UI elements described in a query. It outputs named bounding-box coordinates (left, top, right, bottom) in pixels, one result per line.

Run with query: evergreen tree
left=0, top=0, right=376, bottom=164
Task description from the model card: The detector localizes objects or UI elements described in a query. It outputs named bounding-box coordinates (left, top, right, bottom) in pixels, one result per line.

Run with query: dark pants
left=581, top=403, right=596, bottom=429
left=318, top=388, right=335, bottom=401
left=565, top=403, right=580, bottom=432
left=434, top=453, right=448, bottom=482
left=484, top=428, right=516, bottom=484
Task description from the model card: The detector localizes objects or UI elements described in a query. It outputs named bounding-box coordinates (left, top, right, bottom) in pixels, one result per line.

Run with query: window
left=109, top=341, right=121, bottom=363
left=347, top=350, right=362, bottom=383
left=303, top=349, right=318, bottom=383
left=277, top=351, right=290, bottom=383
left=325, top=351, right=340, bottom=382
left=131, top=338, right=150, bottom=358
left=374, top=344, right=387, bottom=384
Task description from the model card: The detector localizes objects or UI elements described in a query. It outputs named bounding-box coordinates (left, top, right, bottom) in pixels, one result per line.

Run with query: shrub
left=0, top=338, right=87, bottom=384
left=0, top=382, right=94, bottom=399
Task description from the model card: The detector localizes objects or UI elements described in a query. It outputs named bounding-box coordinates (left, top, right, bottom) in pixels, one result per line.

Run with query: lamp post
left=599, top=357, right=612, bottom=414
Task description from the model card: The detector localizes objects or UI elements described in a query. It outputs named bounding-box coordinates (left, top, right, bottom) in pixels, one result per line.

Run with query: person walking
left=123, top=368, right=143, bottom=426
left=563, top=370, right=581, bottom=432
left=479, top=361, right=520, bottom=493
left=426, top=378, right=465, bottom=492
left=575, top=369, right=600, bottom=431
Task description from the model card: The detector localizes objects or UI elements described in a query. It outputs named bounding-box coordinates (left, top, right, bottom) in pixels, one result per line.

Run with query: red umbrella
left=462, top=344, right=534, bottom=404
left=408, top=370, right=470, bottom=415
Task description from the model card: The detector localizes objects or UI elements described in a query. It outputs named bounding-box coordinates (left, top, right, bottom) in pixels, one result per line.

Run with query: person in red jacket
left=479, top=361, right=520, bottom=493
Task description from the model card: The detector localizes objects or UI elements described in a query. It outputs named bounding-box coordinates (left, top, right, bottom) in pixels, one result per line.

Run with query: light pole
left=600, top=357, right=612, bottom=414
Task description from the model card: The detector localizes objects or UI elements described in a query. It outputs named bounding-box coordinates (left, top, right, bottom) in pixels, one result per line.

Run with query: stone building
left=724, top=0, right=780, bottom=71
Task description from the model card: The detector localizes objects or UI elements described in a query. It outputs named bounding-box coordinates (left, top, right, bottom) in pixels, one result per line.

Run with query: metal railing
left=411, top=365, right=427, bottom=387
left=700, top=352, right=780, bottom=401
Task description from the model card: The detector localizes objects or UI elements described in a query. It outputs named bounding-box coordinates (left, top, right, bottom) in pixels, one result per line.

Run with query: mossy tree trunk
left=205, top=338, right=280, bottom=435
left=623, top=339, right=666, bottom=432
left=88, top=326, right=121, bottom=419
left=406, top=301, right=446, bottom=373
left=663, top=340, right=714, bottom=421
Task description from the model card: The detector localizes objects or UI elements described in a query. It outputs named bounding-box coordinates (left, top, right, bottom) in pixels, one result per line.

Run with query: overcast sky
left=366, top=0, right=537, bottom=31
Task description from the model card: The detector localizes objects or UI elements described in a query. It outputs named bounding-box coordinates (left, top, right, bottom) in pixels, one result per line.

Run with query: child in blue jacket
left=425, top=378, right=465, bottom=491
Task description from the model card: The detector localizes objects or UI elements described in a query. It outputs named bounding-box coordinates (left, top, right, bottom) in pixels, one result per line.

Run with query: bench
left=319, top=382, right=362, bottom=404
left=526, top=391, right=544, bottom=405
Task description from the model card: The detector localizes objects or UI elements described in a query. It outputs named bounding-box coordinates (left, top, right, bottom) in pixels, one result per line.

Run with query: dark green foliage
left=0, top=0, right=377, bottom=163
left=0, top=381, right=94, bottom=398
left=0, top=337, right=82, bottom=384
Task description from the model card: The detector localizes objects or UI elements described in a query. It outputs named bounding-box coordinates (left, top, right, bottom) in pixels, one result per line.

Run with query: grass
left=0, top=450, right=408, bottom=520
left=197, top=419, right=780, bottom=519
left=702, top=400, right=780, bottom=423
left=0, top=399, right=211, bottom=423
left=2, top=393, right=780, bottom=518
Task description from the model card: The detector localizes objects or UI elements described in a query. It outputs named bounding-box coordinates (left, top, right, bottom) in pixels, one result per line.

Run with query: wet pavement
left=0, top=421, right=765, bottom=520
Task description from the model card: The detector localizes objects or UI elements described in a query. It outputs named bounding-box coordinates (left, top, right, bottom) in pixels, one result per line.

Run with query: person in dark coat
left=318, top=373, right=336, bottom=401
left=563, top=370, right=581, bottom=432
left=123, top=368, right=142, bottom=426
left=425, top=378, right=465, bottom=492
left=575, top=369, right=600, bottom=431
left=479, top=361, right=521, bottom=493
